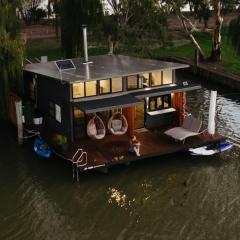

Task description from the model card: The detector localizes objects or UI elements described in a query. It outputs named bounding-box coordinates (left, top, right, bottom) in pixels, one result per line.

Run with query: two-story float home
left=23, top=53, right=224, bottom=172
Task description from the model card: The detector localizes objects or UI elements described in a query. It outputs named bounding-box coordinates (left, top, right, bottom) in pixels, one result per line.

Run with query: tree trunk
left=178, top=15, right=206, bottom=60
left=108, top=35, right=114, bottom=55
left=210, top=0, right=223, bottom=61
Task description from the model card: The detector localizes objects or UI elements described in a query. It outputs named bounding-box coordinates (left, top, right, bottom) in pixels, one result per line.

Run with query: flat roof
left=24, top=54, right=189, bottom=83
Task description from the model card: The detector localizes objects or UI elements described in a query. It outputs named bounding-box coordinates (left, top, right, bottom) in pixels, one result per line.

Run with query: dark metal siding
left=35, top=74, right=72, bottom=140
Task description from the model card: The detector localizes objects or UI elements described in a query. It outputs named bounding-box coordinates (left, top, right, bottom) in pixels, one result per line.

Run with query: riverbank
left=161, top=56, right=240, bottom=91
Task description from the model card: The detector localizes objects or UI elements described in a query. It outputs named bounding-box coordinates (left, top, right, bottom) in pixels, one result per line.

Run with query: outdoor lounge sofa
left=164, top=116, right=202, bottom=143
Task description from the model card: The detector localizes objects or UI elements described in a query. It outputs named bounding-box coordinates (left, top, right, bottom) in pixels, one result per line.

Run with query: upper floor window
left=127, top=75, right=138, bottom=90
left=85, top=81, right=97, bottom=97
left=99, top=79, right=111, bottom=94
left=151, top=71, right=162, bottom=86
left=139, top=73, right=150, bottom=88
left=72, top=82, right=84, bottom=98
left=162, top=70, right=173, bottom=85
left=112, top=77, right=123, bottom=93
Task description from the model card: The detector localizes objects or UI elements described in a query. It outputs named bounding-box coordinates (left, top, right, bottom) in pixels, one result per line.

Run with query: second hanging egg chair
left=108, top=112, right=128, bottom=136
left=87, top=115, right=106, bottom=140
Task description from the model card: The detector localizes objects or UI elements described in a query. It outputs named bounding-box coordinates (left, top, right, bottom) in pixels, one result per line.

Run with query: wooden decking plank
left=62, top=129, right=225, bottom=171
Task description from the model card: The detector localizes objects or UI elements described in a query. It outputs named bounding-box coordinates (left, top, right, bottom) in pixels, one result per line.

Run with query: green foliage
left=228, top=16, right=240, bottom=54
left=0, top=0, right=24, bottom=119
left=53, top=134, right=68, bottom=146
left=59, top=0, right=103, bottom=58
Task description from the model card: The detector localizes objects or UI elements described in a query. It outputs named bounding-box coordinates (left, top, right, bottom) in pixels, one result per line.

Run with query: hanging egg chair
left=108, top=112, right=128, bottom=136
left=87, top=115, right=106, bottom=140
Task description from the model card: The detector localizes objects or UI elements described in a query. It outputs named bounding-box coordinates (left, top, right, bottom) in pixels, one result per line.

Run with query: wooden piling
left=15, top=100, right=23, bottom=145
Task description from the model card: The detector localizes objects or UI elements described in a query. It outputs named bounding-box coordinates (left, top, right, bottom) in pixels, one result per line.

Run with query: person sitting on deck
left=129, top=135, right=141, bottom=157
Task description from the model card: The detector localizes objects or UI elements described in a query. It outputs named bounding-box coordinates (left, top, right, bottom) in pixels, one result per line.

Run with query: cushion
left=112, top=119, right=122, bottom=131
left=182, top=116, right=192, bottom=129
left=88, top=123, right=97, bottom=135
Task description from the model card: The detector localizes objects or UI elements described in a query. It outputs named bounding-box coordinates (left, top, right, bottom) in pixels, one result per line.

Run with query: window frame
left=148, top=94, right=171, bottom=112
left=126, top=75, right=139, bottom=90
left=162, top=70, right=173, bottom=85
left=111, top=77, right=123, bottom=93
left=138, top=73, right=150, bottom=89
left=150, top=71, right=163, bottom=87
left=99, top=79, right=111, bottom=95
left=72, top=82, right=85, bottom=99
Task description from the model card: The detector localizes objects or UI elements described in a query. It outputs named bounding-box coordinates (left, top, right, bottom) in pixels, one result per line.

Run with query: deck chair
left=164, top=116, right=202, bottom=143
left=108, top=112, right=128, bottom=136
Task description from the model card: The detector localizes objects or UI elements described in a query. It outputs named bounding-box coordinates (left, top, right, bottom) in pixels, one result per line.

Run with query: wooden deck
left=63, top=128, right=225, bottom=172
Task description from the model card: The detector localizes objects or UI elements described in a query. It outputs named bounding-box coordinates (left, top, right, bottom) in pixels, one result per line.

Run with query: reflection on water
left=0, top=72, right=240, bottom=240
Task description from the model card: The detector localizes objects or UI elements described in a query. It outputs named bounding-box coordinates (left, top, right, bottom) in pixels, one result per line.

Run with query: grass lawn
left=25, top=28, right=240, bottom=76
left=26, top=38, right=108, bottom=61
left=148, top=29, right=240, bottom=76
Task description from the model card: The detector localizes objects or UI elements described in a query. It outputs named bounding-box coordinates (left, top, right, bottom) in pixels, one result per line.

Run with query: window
left=162, top=70, right=173, bottom=85
left=112, top=77, right=123, bottom=92
left=151, top=71, right=162, bottom=87
left=127, top=75, right=138, bottom=90
left=99, top=79, right=111, bottom=94
left=55, top=104, right=61, bottom=123
left=85, top=81, right=97, bottom=96
left=72, top=82, right=84, bottom=98
left=139, top=73, right=150, bottom=88
left=149, top=95, right=171, bottom=112
left=49, top=102, right=61, bottom=123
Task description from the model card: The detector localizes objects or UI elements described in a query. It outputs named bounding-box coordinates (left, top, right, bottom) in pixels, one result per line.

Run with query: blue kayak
left=34, top=138, right=51, bottom=158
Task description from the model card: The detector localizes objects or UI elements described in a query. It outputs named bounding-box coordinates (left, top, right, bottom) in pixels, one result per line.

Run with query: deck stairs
left=71, top=148, right=88, bottom=181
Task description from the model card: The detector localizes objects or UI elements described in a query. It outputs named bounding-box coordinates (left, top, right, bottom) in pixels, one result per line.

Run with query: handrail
left=71, top=148, right=88, bottom=167
left=72, top=148, right=83, bottom=162
left=77, top=152, right=88, bottom=167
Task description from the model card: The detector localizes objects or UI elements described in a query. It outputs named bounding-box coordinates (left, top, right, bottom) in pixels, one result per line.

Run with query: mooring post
left=15, top=100, right=23, bottom=145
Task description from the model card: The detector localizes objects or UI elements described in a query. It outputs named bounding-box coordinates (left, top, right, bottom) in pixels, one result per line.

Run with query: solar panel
left=55, top=59, right=76, bottom=71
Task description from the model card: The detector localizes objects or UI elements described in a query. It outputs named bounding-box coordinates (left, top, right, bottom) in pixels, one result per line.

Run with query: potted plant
left=53, top=134, right=68, bottom=153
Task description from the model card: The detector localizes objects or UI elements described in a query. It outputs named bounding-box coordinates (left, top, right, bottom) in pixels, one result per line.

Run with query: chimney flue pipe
left=82, top=25, right=89, bottom=63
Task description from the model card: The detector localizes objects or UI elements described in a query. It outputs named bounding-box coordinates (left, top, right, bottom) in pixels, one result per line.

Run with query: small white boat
left=189, top=141, right=233, bottom=156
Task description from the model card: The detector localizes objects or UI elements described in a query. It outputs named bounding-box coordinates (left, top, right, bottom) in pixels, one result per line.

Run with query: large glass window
left=72, top=82, right=84, bottom=98
left=139, top=73, right=150, bottom=88
left=99, top=79, right=111, bottom=94
left=127, top=75, right=138, bottom=90
left=85, top=81, right=97, bottom=96
left=151, top=71, right=162, bottom=86
left=149, top=95, right=171, bottom=112
left=162, top=70, right=173, bottom=85
left=112, top=77, right=123, bottom=92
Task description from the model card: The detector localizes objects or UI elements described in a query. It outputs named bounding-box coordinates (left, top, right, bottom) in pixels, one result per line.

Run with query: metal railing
left=72, top=148, right=88, bottom=181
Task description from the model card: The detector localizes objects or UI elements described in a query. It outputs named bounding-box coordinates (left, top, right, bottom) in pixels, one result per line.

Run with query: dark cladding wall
left=35, top=74, right=72, bottom=140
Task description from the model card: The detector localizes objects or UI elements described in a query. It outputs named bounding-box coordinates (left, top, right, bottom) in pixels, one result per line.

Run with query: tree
left=103, top=0, right=169, bottom=54
left=170, top=0, right=207, bottom=60
left=210, top=0, right=223, bottom=61
left=19, top=0, right=44, bottom=25
left=59, top=0, right=103, bottom=58
left=189, top=0, right=211, bottom=29
left=0, top=0, right=24, bottom=119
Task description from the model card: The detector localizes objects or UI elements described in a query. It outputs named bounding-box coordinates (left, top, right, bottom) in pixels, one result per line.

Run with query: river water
left=0, top=72, right=240, bottom=240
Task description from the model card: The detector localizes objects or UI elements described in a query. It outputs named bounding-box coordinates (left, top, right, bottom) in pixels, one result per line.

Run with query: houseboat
left=22, top=28, right=225, bottom=173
